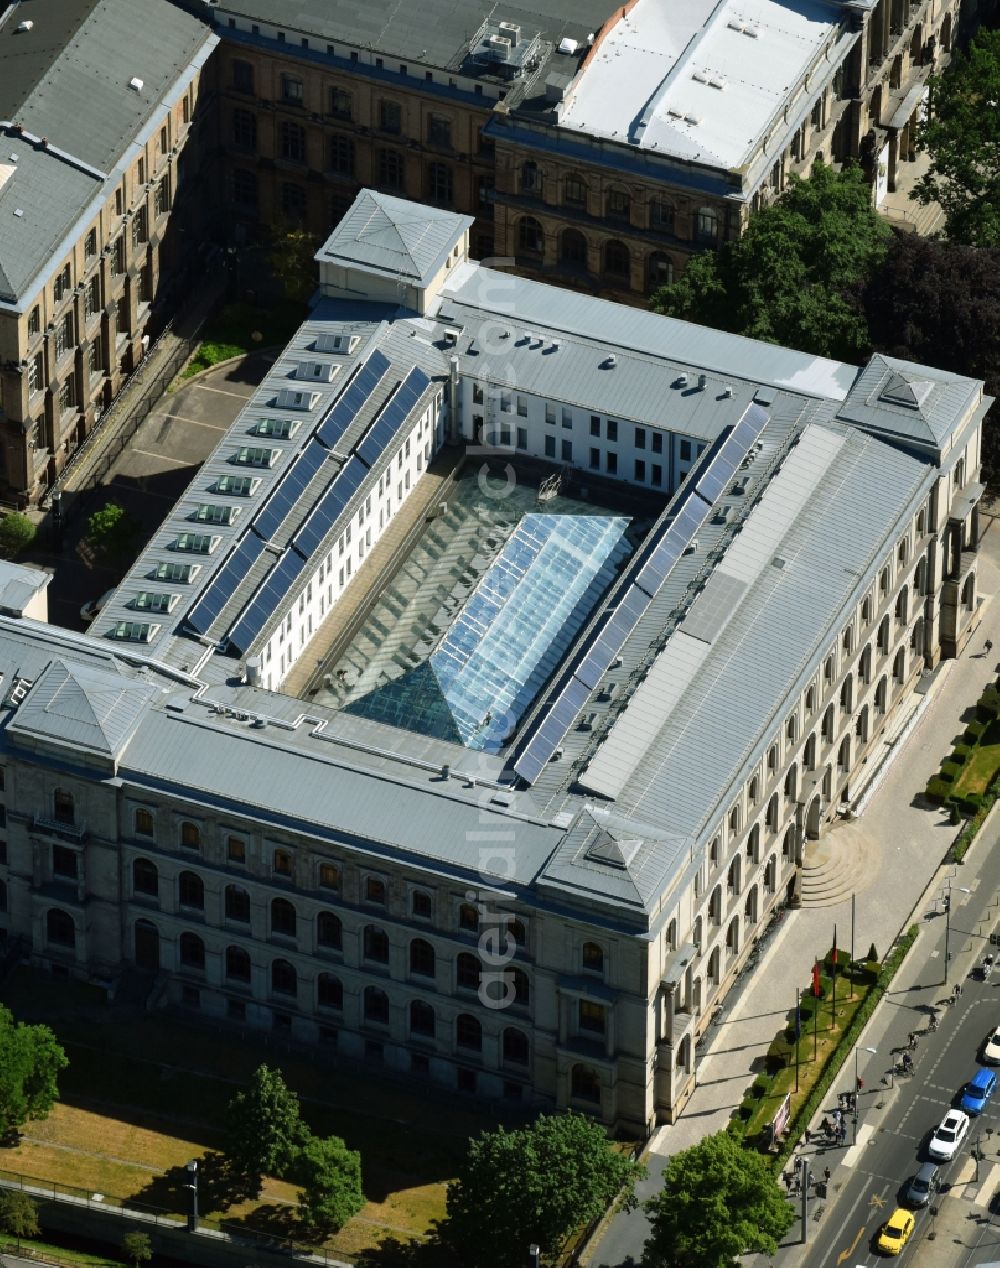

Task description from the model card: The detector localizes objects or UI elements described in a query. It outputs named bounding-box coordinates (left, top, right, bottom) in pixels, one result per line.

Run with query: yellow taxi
left=877, top=1207, right=915, bottom=1256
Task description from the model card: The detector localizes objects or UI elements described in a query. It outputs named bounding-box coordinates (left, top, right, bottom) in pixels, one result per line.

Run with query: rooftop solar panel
left=292, top=456, right=368, bottom=558
left=356, top=367, right=431, bottom=469
left=695, top=403, right=769, bottom=504
left=227, top=548, right=308, bottom=655
left=316, top=349, right=392, bottom=449
left=185, top=532, right=268, bottom=636
left=514, top=676, right=592, bottom=783
left=253, top=441, right=332, bottom=541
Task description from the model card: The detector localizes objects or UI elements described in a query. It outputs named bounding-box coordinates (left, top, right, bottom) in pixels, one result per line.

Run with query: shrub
left=967, top=719, right=988, bottom=742
left=751, top=1077, right=769, bottom=1099
left=866, top=943, right=878, bottom=963
left=978, top=685, right=1000, bottom=718
left=952, top=744, right=971, bottom=761
left=941, top=761, right=962, bottom=781
left=0, top=512, right=36, bottom=560
left=925, top=777, right=951, bottom=803
left=961, top=793, right=983, bottom=815
left=950, top=803, right=964, bottom=824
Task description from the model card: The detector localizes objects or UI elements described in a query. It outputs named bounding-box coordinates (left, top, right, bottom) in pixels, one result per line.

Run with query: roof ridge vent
left=129, top=77, right=144, bottom=92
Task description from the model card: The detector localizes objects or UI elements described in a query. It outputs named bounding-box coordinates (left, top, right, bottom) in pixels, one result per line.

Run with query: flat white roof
left=558, top=0, right=843, bottom=170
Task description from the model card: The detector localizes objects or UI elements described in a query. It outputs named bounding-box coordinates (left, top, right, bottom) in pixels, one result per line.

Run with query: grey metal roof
left=7, top=656, right=159, bottom=760
left=5, top=0, right=218, bottom=174
left=318, top=190, right=474, bottom=287
left=0, top=560, right=50, bottom=616
left=0, top=0, right=99, bottom=120
left=836, top=353, right=983, bottom=455
left=215, top=0, right=614, bottom=72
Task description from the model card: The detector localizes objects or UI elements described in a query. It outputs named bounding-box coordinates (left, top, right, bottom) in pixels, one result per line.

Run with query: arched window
left=364, top=985, right=389, bottom=1023
left=509, top=967, right=530, bottom=1007
left=410, top=999, right=435, bottom=1036
left=648, top=252, right=673, bottom=289
left=602, top=239, right=630, bottom=278
left=456, top=1013, right=482, bottom=1051
left=225, top=945, right=251, bottom=982
left=180, top=821, right=200, bottom=850
left=410, top=938, right=435, bottom=977
left=363, top=925, right=389, bottom=963
left=560, top=228, right=587, bottom=267
left=517, top=216, right=544, bottom=255
left=179, top=931, right=204, bottom=969
left=271, top=897, right=297, bottom=939
left=457, top=951, right=481, bottom=990
left=47, top=907, right=75, bottom=948
left=695, top=206, right=719, bottom=243
left=458, top=903, right=479, bottom=933
left=503, top=1027, right=529, bottom=1065
left=225, top=885, right=250, bottom=923
left=271, top=958, right=297, bottom=996
left=317, top=973, right=343, bottom=1010
left=571, top=1063, right=601, bottom=1103
left=582, top=942, right=604, bottom=973
left=53, top=789, right=75, bottom=825
left=317, top=911, right=342, bottom=950
left=178, top=871, right=204, bottom=910
left=133, top=858, right=158, bottom=897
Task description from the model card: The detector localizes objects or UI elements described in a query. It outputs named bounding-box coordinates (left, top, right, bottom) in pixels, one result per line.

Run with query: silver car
left=905, top=1161, right=940, bottom=1207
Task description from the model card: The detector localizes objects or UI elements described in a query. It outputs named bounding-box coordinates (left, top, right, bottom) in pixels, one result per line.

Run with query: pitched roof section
left=318, top=190, right=473, bottom=287
left=7, top=658, right=158, bottom=761
left=836, top=353, right=982, bottom=454
left=0, top=0, right=100, bottom=119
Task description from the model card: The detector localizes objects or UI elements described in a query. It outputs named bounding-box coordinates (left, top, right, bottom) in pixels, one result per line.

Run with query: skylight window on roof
left=131, top=592, right=178, bottom=614
left=214, top=475, right=259, bottom=496
left=108, top=621, right=160, bottom=642
left=294, top=361, right=340, bottom=384
left=153, top=561, right=200, bottom=583
left=314, top=332, right=359, bottom=355
left=174, top=533, right=220, bottom=554
left=191, top=503, right=240, bottom=526
left=234, top=446, right=278, bottom=468
left=274, top=388, right=320, bottom=411
left=253, top=418, right=300, bottom=439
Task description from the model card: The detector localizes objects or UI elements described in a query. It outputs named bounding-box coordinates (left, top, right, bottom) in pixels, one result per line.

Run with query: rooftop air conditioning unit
left=129, top=77, right=144, bottom=92
left=488, top=35, right=512, bottom=61
left=498, top=21, right=521, bottom=46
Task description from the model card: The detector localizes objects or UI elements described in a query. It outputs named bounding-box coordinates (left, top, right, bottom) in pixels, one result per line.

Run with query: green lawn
left=182, top=300, right=308, bottom=377
left=955, top=720, right=1000, bottom=795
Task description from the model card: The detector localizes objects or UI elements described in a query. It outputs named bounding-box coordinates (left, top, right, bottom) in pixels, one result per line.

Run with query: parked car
left=960, top=1067, right=997, bottom=1117
left=80, top=588, right=114, bottom=624
left=877, top=1207, right=915, bottom=1255
left=983, top=1025, right=1000, bottom=1065
left=929, top=1109, right=971, bottom=1160
left=904, top=1161, right=940, bottom=1207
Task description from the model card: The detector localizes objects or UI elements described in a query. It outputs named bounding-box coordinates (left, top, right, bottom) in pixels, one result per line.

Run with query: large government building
left=0, top=191, right=988, bottom=1135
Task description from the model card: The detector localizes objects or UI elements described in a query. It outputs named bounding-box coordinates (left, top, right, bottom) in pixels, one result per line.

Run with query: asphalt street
left=783, top=821, right=1000, bottom=1268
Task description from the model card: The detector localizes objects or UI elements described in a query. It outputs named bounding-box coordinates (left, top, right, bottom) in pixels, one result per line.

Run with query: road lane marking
left=192, top=383, right=256, bottom=399
left=131, top=448, right=189, bottom=466
left=837, top=1225, right=866, bottom=1262
left=842, top=1123, right=875, bottom=1166
left=162, top=412, right=229, bottom=430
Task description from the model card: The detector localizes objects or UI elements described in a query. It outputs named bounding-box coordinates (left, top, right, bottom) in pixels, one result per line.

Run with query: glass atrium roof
left=345, top=513, right=630, bottom=751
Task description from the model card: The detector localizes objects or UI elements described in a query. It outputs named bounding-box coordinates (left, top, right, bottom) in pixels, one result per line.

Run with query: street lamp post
left=853, top=1046, right=877, bottom=1144
left=944, top=881, right=972, bottom=985
left=799, top=1154, right=812, bottom=1244
left=186, top=1159, right=199, bottom=1233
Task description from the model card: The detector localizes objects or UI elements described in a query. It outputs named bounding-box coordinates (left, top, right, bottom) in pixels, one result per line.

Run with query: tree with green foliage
left=122, top=1229, right=153, bottom=1267
left=225, top=1063, right=307, bottom=1192
left=0, top=512, right=36, bottom=560
left=642, top=1131, right=794, bottom=1268
left=915, top=29, right=1000, bottom=245
left=0, top=1005, right=68, bottom=1141
left=443, top=1111, right=645, bottom=1267
left=84, top=501, right=139, bottom=563
left=293, top=1133, right=365, bottom=1233
left=652, top=161, right=890, bottom=361
left=269, top=223, right=320, bottom=303
left=0, top=1189, right=40, bottom=1250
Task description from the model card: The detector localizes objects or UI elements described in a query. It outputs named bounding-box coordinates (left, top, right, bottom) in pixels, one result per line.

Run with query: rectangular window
left=428, top=114, right=452, bottom=147
left=606, top=419, right=618, bottom=442
left=377, top=149, right=404, bottom=193
left=232, top=108, right=257, bottom=150
left=330, top=87, right=352, bottom=120
left=561, top=439, right=573, bottom=462
left=85, top=275, right=101, bottom=319
left=85, top=229, right=97, bottom=260
left=59, top=377, right=77, bottom=413
left=112, top=237, right=125, bottom=276
left=589, top=448, right=600, bottom=470
left=516, top=426, right=527, bottom=451
left=88, top=337, right=101, bottom=376
left=281, top=74, right=304, bottom=105
left=53, top=845, right=78, bottom=879
left=28, top=306, right=40, bottom=336
left=233, top=59, right=254, bottom=93
left=635, top=427, right=646, bottom=450
left=634, top=459, right=645, bottom=482
left=607, top=452, right=618, bottom=475
left=115, top=295, right=129, bottom=338
left=544, top=435, right=556, bottom=459
left=379, top=99, right=402, bottom=134
left=680, top=439, right=692, bottom=461
left=29, top=352, right=44, bottom=395
left=561, top=408, right=572, bottom=429
left=233, top=168, right=257, bottom=209
left=516, top=396, right=527, bottom=417
left=652, top=432, right=663, bottom=454
left=579, top=1000, right=606, bottom=1034
left=652, top=463, right=663, bottom=486
left=131, top=205, right=148, bottom=248
left=328, top=135, right=354, bottom=176
left=590, top=416, right=600, bottom=437
left=545, top=404, right=556, bottom=425
left=280, top=122, right=305, bottom=162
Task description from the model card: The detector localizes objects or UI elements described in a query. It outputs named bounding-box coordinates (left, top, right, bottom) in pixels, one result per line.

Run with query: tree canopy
left=915, top=29, right=1000, bottom=245
left=652, top=162, right=890, bottom=361
left=0, top=1190, right=40, bottom=1248
left=0, top=512, right=36, bottom=560
left=444, top=1111, right=645, bottom=1267
left=293, top=1133, right=365, bottom=1233
left=84, top=501, right=140, bottom=563
left=225, top=1064, right=307, bottom=1191
left=0, top=1005, right=67, bottom=1140
left=642, top=1131, right=794, bottom=1268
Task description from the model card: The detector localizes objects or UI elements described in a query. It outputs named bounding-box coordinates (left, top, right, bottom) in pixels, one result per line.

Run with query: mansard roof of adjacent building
left=317, top=190, right=475, bottom=287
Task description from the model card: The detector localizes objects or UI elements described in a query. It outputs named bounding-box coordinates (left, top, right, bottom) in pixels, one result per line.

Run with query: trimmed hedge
left=967, top=719, right=988, bottom=742
left=770, top=924, right=919, bottom=1172
left=926, top=776, right=951, bottom=804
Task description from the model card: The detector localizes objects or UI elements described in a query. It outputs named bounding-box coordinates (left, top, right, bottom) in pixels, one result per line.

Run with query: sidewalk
left=583, top=522, right=1000, bottom=1268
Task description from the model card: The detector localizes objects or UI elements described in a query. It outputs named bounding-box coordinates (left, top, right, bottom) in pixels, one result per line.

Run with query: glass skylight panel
left=191, top=503, right=240, bottom=525
left=174, top=532, right=219, bottom=554
left=254, top=417, right=300, bottom=439
left=215, top=474, right=259, bottom=496
left=108, top=621, right=160, bottom=642
left=153, top=561, right=199, bottom=583
left=234, top=446, right=278, bottom=468
left=131, top=592, right=177, bottom=613
left=274, top=388, right=320, bottom=411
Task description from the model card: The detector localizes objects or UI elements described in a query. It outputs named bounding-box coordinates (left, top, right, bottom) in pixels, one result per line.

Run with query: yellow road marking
left=837, top=1225, right=867, bottom=1263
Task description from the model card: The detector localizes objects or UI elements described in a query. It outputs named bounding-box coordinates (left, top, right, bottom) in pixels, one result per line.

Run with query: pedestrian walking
left=955, top=981, right=963, bottom=997
left=907, top=1031, right=917, bottom=1051
left=824, top=1166, right=832, bottom=1184
left=857, top=1077, right=864, bottom=1094
left=987, top=639, right=993, bottom=655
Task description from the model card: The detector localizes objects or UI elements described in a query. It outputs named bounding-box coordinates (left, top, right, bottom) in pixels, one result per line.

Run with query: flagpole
left=795, top=988, right=800, bottom=1092
left=814, top=984, right=818, bottom=1061
left=850, top=893, right=856, bottom=1001
left=832, top=924, right=837, bottom=1026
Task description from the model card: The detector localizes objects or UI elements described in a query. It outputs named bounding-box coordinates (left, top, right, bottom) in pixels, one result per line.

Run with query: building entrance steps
left=799, top=822, right=882, bottom=907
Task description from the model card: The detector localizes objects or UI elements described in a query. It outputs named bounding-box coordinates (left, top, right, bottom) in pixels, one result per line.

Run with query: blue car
left=960, top=1067, right=997, bottom=1116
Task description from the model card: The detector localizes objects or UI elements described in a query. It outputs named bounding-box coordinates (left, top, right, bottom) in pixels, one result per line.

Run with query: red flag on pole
left=812, top=960, right=821, bottom=997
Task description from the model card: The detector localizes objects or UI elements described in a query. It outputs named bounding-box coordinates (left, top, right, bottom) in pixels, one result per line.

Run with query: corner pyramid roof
left=317, top=189, right=473, bottom=287
left=7, top=657, right=158, bottom=761
left=836, top=353, right=982, bottom=454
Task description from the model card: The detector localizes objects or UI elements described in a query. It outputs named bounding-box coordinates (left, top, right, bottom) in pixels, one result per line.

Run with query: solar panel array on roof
left=316, top=350, right=392, bottom=450
left=512, top=677, right=591, bottom=783
left=695, top=404, right=769, bottom=504
left=292, top=456, right=368, bottom=558
left=253, top=440, right=333, bottom=542
left=185, top=532, right=268, bottom=636
left=356, top=366, right=431, bottom=469
left=228, top=548, right=308, bottom=655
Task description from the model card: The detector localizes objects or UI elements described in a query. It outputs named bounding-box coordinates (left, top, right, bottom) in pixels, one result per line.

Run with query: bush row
left=769, top=925, right=919, bottom=1172
left=925, top=681, right=1000, bottom=811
